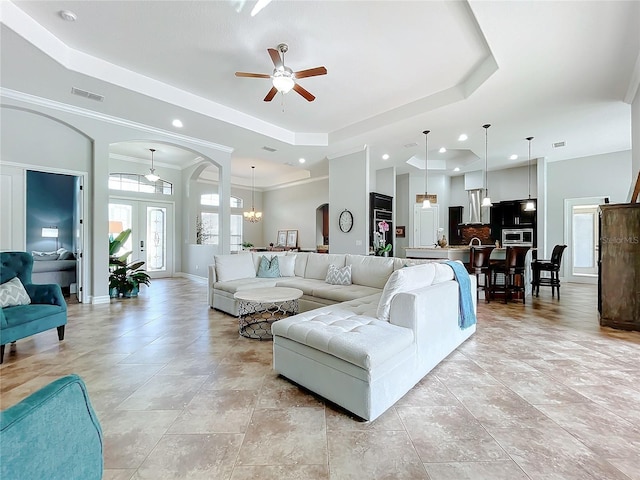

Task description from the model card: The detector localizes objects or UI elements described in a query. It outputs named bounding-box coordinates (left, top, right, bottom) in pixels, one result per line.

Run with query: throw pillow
left=325, top=264, right=352, bottom=285
left=32, top=253, right=60, bottom=261
left=278, top=255, right=296, bottom=277
left=58, top=250, right=76, bottom=261
left=0, top=277, right=32, bottom=308
left=257, top=255, right=280, bottom=278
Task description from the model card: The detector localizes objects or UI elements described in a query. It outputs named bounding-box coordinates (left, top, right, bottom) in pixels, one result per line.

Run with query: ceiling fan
left=235, top=43, right=327, bottom=102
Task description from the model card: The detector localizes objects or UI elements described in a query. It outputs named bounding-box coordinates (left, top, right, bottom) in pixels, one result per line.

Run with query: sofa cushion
left=3, top=304, right=64, bottom=327
left=325, top=264, right=352, bottom=285
left=311, top=283, right=381, bottom=303
left=272, top=309, right=414, bottom=370
left=0, top=277, right=31, bottom=308
left=347, top=255, right=394, bottom=289
left=32, top=253, right=60, bottom=261
left=377, top=263, right=437, bottom=322
left=305, top=253, right=346, bottom=280
left=275, top=278, right=327, bottom=296
left=215, top=253, right=255, bottom=282
left=257, top=255, right=280, bottom=278
left=288, top=252, right=308, bottom=277
left=433, top=261, right=456, bottom=283
left=279, top=255, right=296, bottom=277
left=214, top=277, right=280, bottom=295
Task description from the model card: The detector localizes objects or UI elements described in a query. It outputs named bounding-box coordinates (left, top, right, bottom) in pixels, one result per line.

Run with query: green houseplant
left=109, top=229, right=151, bottom=298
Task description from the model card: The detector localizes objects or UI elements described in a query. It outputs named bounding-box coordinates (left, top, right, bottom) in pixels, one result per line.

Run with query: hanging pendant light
left=481, top=124, right=492, bottom=207
left=524, top=136, right=536, bottom=212
left=145, top=148, right=160, bottom=182
left=243, top=166, right=263, bottom=223
left=422, top=130, right=431, bottom=209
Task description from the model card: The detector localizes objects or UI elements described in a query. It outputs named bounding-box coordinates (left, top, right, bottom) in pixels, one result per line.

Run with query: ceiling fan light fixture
left=272, top=72, right=295, bottom=93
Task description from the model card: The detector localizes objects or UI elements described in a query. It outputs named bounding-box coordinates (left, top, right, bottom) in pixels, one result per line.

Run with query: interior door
left=109, top=199, right=174, bottom=278
left=73, top=176, right=85, bottom=302
left=413, top=204, right=439, bottom=247
left=564, top=197, right=604, bottom=284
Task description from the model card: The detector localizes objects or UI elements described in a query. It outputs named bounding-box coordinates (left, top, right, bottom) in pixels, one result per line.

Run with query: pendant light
left=481, top=124, right=492, bottom=207
left=145, top=148, right=160, bottom=182
left=524, top=136, right=536, bottom=211
left=243, top=166, right=263, bottom=223
left=422, top=130, right=431, bottom=209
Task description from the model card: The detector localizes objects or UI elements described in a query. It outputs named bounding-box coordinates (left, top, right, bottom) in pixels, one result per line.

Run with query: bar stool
left=470, top=246, right=495, bottom=302
left=531, top=245, right=567, bottom=299
left=489, top=246, right=531, bottom=304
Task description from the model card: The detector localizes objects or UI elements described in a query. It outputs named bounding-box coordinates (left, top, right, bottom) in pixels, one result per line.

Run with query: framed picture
left=277, top=230, right=287, bottom=247
left=395, top=226, right=406, bottom=238
left=286, top=230, right=298, bottom=248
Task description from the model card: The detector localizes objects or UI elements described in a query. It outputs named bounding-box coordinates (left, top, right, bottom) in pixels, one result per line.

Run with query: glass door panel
left=572, top=205, right=598, bottom=277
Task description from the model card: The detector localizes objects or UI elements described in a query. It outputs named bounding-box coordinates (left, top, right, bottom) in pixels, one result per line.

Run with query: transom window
left=200, top=194, right=243, bottom=208
left=109, top=173, right=173, bottom=195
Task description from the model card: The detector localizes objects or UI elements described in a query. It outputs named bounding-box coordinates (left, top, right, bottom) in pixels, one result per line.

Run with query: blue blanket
left=444, top=261, right=477, bottom=329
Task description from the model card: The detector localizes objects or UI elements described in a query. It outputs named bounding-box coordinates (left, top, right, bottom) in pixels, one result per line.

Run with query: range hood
left=467, top=189, right=484, bottom=224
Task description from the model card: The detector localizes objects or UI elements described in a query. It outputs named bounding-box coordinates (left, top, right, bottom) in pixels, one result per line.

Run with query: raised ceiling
left=1, top=0, right=639, bottom=187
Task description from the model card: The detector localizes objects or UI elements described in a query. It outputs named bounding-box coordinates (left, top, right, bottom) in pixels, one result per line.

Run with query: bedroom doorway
left=109, top=199, right=174, bottom=278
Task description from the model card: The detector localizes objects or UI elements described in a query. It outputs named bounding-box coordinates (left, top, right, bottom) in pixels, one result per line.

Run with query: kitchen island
left=405, top=247, right=472, bottom=263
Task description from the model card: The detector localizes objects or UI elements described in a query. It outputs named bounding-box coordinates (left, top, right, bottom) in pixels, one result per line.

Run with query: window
left=109, top=173, right=172, bottom=195
left=200, top=194, right=243, bottom=208
left=199, top=193, right=244, bottom=251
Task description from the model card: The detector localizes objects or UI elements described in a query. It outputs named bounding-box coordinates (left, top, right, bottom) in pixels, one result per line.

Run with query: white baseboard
left=91, top=295, right=111, bottom=304
left=175, top=272, right=208, bottom=283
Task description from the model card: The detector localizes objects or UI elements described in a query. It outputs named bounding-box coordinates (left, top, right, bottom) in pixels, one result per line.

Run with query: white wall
left=546, top=150, right=631, bottom=255
left=263, top=178, right=329, bottom=250
left=329, top=148, right=369, bottom=254
left=395, top=174, right=410, bottom=258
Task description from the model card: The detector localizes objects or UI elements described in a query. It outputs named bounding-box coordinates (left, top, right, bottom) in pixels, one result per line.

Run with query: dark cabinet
left=370, top=192, right=393, bottom=256
left=598, top=203, right=640, bottom=331
left=448, top=206, right=463, bottom=245
left=490, top=199, right=537, bottom=244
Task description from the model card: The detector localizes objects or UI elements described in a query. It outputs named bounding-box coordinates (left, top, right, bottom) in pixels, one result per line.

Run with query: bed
left=31, top=250, right=77, bottom=290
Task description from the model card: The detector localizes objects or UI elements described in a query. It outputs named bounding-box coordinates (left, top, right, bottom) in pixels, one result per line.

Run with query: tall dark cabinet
left=448, top=206, right=464, bottom=245
left=370, top=192, right=393, bottom=256
left=598, top=203, right=640, bottom=331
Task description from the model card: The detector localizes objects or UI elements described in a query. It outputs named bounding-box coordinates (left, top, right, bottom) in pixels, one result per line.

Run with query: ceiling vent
left=552, top=141, right=566, bottom=148
left=71, top=87, right=104, bottom=102
left=404, top=142, right=418, bottom=148
left=261, top=146, right=277, bottom=152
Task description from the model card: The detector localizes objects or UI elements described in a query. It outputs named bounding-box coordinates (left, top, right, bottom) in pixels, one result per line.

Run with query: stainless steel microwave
left=502, top=228, right=534, bottom=246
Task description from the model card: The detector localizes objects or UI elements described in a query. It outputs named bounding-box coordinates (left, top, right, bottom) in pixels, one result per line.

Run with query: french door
left=109, top=199, right=174, bottom=278
left=564, top=197, right=604, bottom=284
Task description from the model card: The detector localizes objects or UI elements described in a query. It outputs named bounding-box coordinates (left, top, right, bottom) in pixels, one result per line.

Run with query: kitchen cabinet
left=490, top=199, right=537, bottom=244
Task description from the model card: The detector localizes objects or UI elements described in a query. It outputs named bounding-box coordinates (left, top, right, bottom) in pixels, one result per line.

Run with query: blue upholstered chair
left=1, top=251, right=67, bottom=364
left=0, top=374, right=103, bottom=479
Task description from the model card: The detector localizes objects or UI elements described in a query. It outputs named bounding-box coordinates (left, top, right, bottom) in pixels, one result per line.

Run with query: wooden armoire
left=598, top=203, right=640, bottom=331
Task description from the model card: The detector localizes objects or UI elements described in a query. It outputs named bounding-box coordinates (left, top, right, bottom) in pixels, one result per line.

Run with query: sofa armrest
left=389, top=281, right=462, bottom=340
left=24, top=283, right=67, bottom=310
left=208, top=264, right=216, bottom=307
left=0, top=374, right=103, bottom=479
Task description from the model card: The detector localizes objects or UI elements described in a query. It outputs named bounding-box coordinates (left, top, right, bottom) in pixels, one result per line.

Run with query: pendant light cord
left=251, top=166, right=256, bottom=211
left=526, top=137, right=533, bottom=199
left=423, top=130, right=430, bottom=196
left=483, top=124, right=490, bottom=194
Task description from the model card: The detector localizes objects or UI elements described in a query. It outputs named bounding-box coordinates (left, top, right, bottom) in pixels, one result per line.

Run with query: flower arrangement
left=374, top=220, right=392, bottom=256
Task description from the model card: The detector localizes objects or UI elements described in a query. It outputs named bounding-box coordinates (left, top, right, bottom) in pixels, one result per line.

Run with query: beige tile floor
left=1, top=278, right=640, bottom=480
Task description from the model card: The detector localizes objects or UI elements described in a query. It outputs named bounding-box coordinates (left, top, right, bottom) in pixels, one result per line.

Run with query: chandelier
left=243, top=166, right=262, bottom=223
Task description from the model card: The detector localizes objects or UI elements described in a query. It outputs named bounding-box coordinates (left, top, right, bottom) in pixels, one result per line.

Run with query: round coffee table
left=234, top=287, right=303, bottom=340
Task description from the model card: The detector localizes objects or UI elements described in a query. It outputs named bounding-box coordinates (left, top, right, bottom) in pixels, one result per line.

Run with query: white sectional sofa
left=208, top=251, right=477, bottom=421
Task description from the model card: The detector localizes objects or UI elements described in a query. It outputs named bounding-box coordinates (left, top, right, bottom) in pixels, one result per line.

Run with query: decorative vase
left=438, top=235, right=448, bottom=248
left=123, top=286, right=139, bottom=298
left=383, top=251, right=389, bottom=257
left=109, top=287, right=119, bottom=298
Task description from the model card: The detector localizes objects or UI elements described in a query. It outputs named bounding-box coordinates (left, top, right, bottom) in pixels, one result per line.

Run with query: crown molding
left=109, top=153, right=182, bottom=170
left=1, top=88, right=234, bottom=154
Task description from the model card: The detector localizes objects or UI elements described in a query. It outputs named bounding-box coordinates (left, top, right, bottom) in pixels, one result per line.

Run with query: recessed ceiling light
left=439, top=147, right=446, bottom=153
left=59, top=10, right=77, bottom=22
left=298, top=158, right=306, bottom=164
left=458, top=134, right=468, bottom=141
left=172, top=119, right=183, bottom=128
left=454, top=167, right=460, bottom=172
left=382, top=154, right=390, bottom=160
left=509, top=154, right=518, bottom=160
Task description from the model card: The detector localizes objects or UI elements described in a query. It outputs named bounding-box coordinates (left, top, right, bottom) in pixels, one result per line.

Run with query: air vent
left=404, top=142, right=418, bottom=148
left=261, top=146, right=277, bottom=152
left=71, top=87, right=104, bottom=102
left=552, top=141, right=566, bottom=148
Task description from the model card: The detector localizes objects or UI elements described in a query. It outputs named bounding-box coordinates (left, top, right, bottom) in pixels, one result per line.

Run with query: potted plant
left=242, top=241, right=254, bottom=250
left=109, top=228, right=151, bottom=298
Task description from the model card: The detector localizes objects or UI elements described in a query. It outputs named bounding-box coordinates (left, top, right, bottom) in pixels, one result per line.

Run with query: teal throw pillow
left=257, top=255, right=280, bottom=278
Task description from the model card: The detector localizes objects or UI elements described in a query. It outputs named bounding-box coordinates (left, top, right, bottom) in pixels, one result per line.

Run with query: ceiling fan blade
left=235, top=72, right=271, bottom=78
left=293, top=83, right=315, bottom=102
left=264, top=86, right=278, bottom=102
left=294, top=66, right=327, bottom=79
left=268, top=48, right=283, bottom=69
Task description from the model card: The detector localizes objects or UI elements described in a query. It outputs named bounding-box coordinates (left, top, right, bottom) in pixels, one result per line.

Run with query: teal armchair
left=0, top=374, right=103, bottom=479
left=1, top=252, right=67, bottom=364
